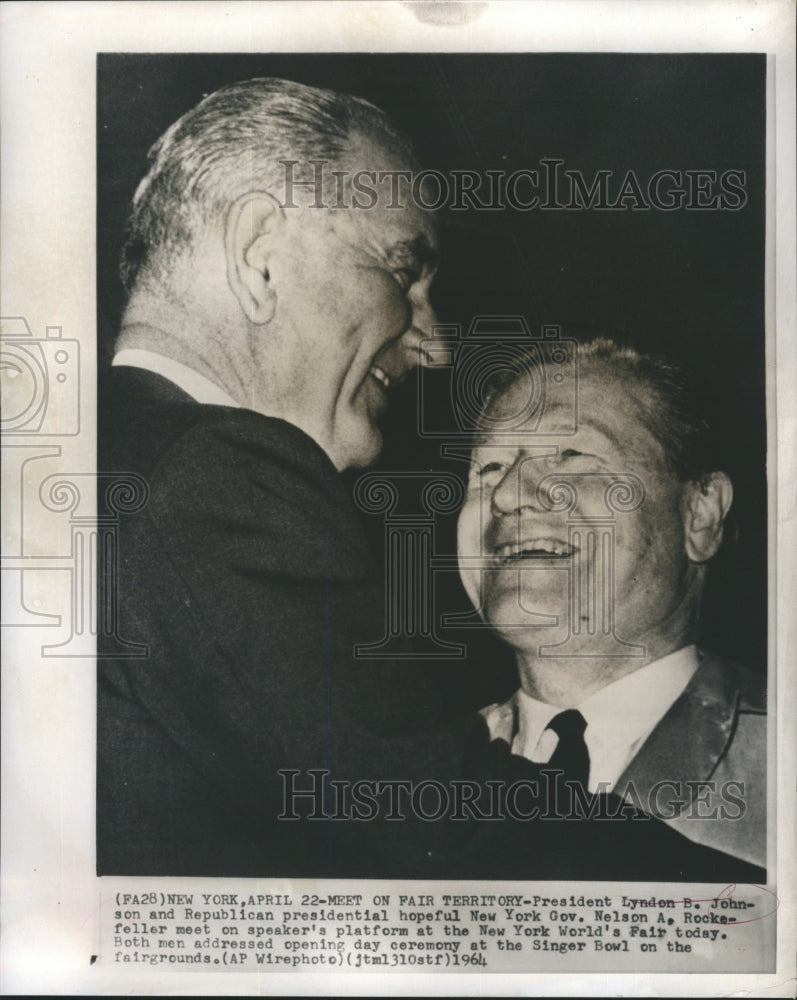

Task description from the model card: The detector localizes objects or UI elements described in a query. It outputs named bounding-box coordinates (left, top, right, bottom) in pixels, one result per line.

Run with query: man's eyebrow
left=387, top=236, right=439, bottom=272
left=576, top=416, right=622, bottom=448
left=470, top=416, right=622, bottom=451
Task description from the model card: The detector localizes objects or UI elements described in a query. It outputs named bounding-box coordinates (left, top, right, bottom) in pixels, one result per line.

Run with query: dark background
left=98, top=53, right=767, bottom=710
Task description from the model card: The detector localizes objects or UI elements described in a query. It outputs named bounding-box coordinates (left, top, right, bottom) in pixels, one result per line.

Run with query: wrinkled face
left=457, top=366, right=698, bottom=658
left=270, top=135, right=439, bottom=470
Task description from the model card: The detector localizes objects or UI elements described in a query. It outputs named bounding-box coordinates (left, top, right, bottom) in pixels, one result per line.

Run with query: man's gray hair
left=120, top=77, right=416, bottom=293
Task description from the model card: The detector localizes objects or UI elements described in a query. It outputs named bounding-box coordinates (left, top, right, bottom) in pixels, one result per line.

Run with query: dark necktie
left=545, top=709, right=590, bottom=788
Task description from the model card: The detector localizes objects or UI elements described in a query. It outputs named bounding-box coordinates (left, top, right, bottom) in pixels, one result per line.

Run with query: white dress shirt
left=488, top=645, right=700, bottom=794
left=113, top=348, right=240, bottom=407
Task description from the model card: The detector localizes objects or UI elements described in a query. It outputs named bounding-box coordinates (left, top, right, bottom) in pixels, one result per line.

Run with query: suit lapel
left=471, top=653, right=744, bottom=817
left=616, top=651, right=740, bottom=816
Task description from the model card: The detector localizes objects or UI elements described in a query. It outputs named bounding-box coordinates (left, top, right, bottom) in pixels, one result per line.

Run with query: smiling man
left=457, top=338, right=766, bottom=877
left=97, top=78, right=451, bottom=876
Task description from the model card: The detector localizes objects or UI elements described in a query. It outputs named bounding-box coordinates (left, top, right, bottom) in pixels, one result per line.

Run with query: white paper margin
left=1, top=1, right=795, bottom=995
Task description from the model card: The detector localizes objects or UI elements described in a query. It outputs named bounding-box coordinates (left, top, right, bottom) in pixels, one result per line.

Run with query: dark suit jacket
left=468, top=649, right=767, bottom=880
left=97, top=367, right=463, bottom=877
left=617, top=650, right=766, bottom=869
left=98, top=368, right=766, bottom=882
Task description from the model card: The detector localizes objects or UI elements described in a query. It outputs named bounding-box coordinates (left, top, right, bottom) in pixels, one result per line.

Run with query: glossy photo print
left=1, top=3, right=795, bottom=996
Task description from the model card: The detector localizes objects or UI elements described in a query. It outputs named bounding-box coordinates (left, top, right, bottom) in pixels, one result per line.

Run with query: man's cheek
left=457, top=503, right=475, bottom=546
left=613, top=517, right=652, bottom=566
left=457, top=515, right=482, bottom=606
left=366, top=275, right=411, bottom=328
left=455, top=558, right=480, bottom=614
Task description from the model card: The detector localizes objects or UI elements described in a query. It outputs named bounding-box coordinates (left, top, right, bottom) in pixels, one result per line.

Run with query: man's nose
left=490, top=460, right=524, bottom=517
left=490, top=456, right=549, bottom=516
left=400, top=293, right=445, bottom=369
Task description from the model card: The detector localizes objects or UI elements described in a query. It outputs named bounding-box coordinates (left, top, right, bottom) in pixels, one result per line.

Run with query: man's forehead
left=474, top=367, right=655, bottom=450
left=473, top=399, right=588, bottom=448
left=338, top=133, right=438, bottom=242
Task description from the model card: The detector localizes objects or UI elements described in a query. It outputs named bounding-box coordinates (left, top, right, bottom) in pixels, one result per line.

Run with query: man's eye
left=474, top=461, right=506, bottom=478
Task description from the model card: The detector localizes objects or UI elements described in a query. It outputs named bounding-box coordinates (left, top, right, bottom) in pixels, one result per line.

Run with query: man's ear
left=683, top=471, right=734, bottom=563
left=225, top=192, right=283, bottom=325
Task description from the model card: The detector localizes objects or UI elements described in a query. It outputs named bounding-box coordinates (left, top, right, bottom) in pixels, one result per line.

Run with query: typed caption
left=101, top=880, right=776, bottom=974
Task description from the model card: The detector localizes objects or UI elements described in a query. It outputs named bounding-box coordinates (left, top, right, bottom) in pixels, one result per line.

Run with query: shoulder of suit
left=158, top=408, right=340, bottom=500
left=102, top=366, right=336, bottom=482
left=696, top=647, right=766, bottom=714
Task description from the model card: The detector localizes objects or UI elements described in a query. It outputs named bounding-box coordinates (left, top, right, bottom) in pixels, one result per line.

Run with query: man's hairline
left=123, top=103, right=425, bottom=295
left=472, top=357, right=730, bottom=491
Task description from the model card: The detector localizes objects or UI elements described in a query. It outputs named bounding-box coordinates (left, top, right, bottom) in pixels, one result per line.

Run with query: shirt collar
left=514, top=644, right=700, bottom=769
left=112, top=348, right=240, bottom=408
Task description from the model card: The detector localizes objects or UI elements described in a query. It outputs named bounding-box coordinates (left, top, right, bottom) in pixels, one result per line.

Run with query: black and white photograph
left=1, top=2, right=795, bottom=995
left=96, top=49, right=768, bottom=884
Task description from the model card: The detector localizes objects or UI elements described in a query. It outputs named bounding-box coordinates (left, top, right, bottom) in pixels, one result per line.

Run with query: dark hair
left=482, top=337, right=726, bottom=487
left=120, top=77, right=415, bottom=293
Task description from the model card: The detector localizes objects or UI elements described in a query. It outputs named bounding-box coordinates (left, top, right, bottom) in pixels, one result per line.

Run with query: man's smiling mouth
left=494, top=537, right=576, bottom=562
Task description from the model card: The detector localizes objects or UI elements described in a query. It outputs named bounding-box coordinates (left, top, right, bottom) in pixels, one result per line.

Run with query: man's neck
left=515, top=632, right=697, bottom=707
left=116, top=316, right=244, bottom=406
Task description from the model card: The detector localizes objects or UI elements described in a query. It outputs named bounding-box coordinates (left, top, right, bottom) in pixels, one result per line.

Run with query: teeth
left=370, top=365, right=391, bottom=389
left=495, top=538, right=574, bottom=560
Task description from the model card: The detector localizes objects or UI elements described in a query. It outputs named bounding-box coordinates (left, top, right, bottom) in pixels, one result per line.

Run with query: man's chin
left=338, top=424, right=384, bottom=472
left=483, top=590, right=569, bottom=633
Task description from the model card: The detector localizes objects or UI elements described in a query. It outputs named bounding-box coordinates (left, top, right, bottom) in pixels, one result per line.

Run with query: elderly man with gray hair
left=457, top=338, right=766, bottom=880
left=98, top=77, right=455, bottom=877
